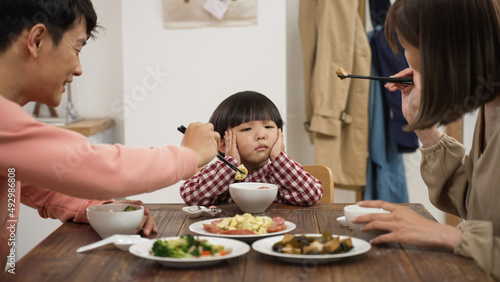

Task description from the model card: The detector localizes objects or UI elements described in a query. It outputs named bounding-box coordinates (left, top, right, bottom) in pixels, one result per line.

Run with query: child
left=180, top=91, right=323, bottom=206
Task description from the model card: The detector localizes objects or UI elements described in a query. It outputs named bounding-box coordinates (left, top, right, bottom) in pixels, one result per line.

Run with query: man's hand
left=181, top=122, right=220, bottom=168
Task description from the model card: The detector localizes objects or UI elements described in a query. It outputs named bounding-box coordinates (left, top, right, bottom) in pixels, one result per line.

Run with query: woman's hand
left=224, top=130, right=241, bottom=164
left=354, top=200, right=462, bottom=250
left=270, top=129, right=284, bottom=161
left=385, top=68, right=421, bottom=124
left=114, top=199, right=157, bottom=237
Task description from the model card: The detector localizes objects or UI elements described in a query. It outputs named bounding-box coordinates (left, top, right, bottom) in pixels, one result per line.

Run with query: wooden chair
left=303, top=165, right=334, bottom=203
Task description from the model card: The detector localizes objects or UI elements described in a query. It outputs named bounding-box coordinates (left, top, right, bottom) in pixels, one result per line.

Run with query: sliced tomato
left=272, top=216, right=285, bottom=226
left=267, top=224, right=286, bottom=233
left=203, top=223, right=223, bottom=234
left=268, top=216, right=286, bottom=233
left=211, top=219, right=224, bottom=225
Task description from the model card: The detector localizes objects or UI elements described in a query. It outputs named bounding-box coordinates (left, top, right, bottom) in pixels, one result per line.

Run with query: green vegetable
left=123, top=206, right=136, bottom=212
left=151, top=235, right=226, bottom=258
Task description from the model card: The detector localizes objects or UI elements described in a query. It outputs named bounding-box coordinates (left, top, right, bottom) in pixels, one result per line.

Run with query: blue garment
left=369, top=25, right=419, bottom=153
left=364, top=34, right=409, bottom=203
left=369, top=0, right=390, bottom=27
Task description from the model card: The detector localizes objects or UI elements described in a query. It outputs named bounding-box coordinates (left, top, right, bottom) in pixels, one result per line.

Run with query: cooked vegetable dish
left=151, top=235, right=229, bottom=258
left=272, top=231, right=354, bottom=255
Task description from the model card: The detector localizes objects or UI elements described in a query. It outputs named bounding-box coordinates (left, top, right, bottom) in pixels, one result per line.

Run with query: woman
left=353, top=0, right=500, bottom=279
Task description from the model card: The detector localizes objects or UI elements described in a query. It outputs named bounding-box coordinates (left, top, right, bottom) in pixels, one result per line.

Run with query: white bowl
left=87, top=203, right=144, bottom=239
left=229, top=182, right=278, bottom=213
left=344, top=204, right=389, bottom=241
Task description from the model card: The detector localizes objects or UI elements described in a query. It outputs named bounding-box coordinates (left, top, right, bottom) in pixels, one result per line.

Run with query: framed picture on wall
left=162, top=0, right=258, bottom=29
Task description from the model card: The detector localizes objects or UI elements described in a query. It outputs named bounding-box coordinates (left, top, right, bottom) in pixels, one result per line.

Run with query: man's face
left=32, top=17, right=87, bottom=106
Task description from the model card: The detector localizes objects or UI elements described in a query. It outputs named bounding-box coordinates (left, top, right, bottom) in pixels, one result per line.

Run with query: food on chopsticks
left=203, top=213, right=286, bottom=235
left=234, top=164, right=248, bottom=180
left=151, top=235, right=230, bottom=258
left=336, top=67, right=349, bottom=80
left=123, top=205, right=137, bottom=212
left=272, top=231, right=354, bottom=255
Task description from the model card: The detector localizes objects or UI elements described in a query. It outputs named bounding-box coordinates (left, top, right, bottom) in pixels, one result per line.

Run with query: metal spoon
left=200, top=206, right=222, bottom=217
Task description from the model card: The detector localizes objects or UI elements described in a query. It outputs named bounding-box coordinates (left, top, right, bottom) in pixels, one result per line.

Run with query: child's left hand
left=270, top=129, right=284, bottom=161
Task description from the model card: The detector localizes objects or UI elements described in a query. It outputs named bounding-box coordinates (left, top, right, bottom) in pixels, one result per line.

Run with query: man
left=0, top=0, right=219, bottom=271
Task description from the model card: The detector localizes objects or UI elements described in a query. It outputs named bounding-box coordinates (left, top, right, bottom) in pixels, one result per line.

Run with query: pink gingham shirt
left=180, top=152, right=323, bottom=206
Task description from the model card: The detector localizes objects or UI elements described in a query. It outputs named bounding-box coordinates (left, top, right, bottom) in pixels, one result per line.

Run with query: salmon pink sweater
left=0, top=95, right=198, bottom=270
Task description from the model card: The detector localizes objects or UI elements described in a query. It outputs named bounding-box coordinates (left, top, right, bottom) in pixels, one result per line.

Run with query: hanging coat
left=299, top=0, right=371, bottom=187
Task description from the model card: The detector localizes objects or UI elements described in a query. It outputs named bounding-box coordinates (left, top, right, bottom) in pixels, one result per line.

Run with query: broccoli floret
left=200, top=241, right=213, bottom=252
left=169, top=247, right=191, bottom=258
left=152, top=239, right=170, bottom=257
left=152, top=239, right=191, bottom=258
left=166, top=238, right=188, bottom=250
left=123, top=205, right=136, bottom=212
left=190, top=247, right=201, bottom=257
left=151, top=235, right=224, bottom=258
left=183, top=235, right=196, bottom=249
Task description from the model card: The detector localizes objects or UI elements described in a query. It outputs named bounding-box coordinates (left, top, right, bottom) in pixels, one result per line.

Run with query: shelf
left=58, top=118, right=115, bottom=137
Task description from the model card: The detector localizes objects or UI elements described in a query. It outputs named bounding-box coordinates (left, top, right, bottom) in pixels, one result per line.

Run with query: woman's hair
left=0, top=0, right=99, bottom=53
left=385, top=0, right=500, bottom=130
left=209, top=91, right=284, bottom=138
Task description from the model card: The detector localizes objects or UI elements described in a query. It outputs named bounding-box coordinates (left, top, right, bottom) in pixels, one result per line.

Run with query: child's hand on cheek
left=270, top=129, right=284, bottom=161
left=224, top=131, right=241, bottom=164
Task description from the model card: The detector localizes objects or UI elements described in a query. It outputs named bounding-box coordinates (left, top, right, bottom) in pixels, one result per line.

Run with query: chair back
left=303, top=165, right=334, bottom=203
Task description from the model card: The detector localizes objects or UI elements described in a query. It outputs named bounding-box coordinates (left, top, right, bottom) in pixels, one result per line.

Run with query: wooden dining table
left=4, top=203, right=492, bottom=281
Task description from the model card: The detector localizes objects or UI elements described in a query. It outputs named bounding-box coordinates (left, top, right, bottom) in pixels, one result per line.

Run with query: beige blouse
left=420, top=107, right=500, bottom=280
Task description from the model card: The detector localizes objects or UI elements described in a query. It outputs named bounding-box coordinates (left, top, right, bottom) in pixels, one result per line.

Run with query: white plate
left=251, top=234, right=371, bottom=264
left=189, top=218, right=296, bottom=241
left=129, top=236, right=250, bottom=267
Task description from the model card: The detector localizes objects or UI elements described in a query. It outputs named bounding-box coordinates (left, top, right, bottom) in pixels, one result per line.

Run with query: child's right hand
left=224, top=130, right=241, bottom=164
left=385, top=68, right=421, bottom=124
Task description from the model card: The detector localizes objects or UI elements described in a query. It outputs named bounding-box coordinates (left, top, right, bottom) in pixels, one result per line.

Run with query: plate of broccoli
left=129, top=235, right=250, bottom=267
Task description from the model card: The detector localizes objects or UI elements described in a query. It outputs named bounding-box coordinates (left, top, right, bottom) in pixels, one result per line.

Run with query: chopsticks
left=336, top=68, right=414, bottom=85
left=177, top=125, right=246, bottom=174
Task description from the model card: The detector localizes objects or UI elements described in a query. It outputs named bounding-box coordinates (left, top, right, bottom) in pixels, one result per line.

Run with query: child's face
left=229, top=120, right=279, bottom=167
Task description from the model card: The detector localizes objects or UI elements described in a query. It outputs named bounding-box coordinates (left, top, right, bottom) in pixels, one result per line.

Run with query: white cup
left=344, top=204, right=389, bottom=241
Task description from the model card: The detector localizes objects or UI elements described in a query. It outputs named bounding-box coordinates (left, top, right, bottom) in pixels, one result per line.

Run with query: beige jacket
left=299, top=0, right=371, bottom=187
left=420, top=107, right=500, bottom=280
